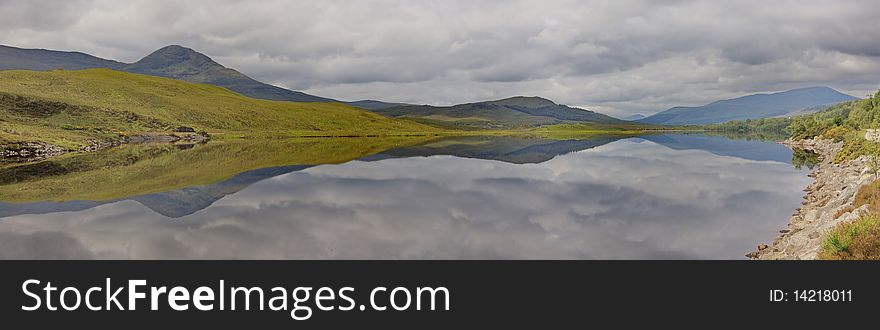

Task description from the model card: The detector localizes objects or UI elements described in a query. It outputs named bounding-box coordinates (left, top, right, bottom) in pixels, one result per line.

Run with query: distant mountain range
left=369, top=96, right=628, bottom=129
left=638, top=87, right=859, bottom=125
left=622, top=113, right=646, bottom=121
left=0, top=44, right=401, bottom=109
left=0, top=44, right=628, bottom=127
left=1, top=44, right=860, bottom=127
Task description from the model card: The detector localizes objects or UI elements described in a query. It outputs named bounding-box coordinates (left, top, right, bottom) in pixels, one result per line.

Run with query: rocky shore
left=1, top=142, right=66, bottom=161
left=752, top=137, right=875, bottom=259
left=1, top=132, right=208, bottom=162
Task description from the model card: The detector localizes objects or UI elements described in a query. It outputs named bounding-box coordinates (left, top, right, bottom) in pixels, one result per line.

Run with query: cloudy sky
left=1, top=0, right=879, bottom=117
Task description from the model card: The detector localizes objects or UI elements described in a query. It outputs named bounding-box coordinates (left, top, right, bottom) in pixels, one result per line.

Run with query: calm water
left=0, top=134, right=813, bottom=259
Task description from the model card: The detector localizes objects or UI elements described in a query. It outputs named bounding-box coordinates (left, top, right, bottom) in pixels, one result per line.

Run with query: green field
left=0, top=69, right=440, bottom=149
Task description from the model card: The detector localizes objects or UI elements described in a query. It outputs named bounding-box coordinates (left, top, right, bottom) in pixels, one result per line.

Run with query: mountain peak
left=623, top=113, right=646, bottom=121
left=135, top=45, right=217, bottom=67
left=790, top=86, right=835, bottom=92
left=125, top=45, right=231, bottom=83
left=490, top=96, right=557, bottom=108
left=155, top=44, right=193, bottom=52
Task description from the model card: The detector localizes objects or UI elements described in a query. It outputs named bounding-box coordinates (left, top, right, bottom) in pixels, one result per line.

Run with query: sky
left=1, top=0, right=879, bottom=117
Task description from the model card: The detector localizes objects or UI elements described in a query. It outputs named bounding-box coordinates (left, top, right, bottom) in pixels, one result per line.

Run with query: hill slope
left=371, top=96, right=628, bottom=129
left=0, top=44, right=405, bottom=109
left=639, top=87, right=858, bottom=125
left=0, top=69, right=436, bottom=148
left=0, top=45, right=126, bottom=71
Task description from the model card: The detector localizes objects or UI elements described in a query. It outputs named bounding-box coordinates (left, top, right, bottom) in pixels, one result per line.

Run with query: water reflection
left=791, top=148, right=821, bottom=170
left=0, top=134, right=811, bottom=259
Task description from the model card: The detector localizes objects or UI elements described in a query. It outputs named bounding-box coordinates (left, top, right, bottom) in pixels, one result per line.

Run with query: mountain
left=623, top=113, right=646, bottom=121
left=369, top=96, right=629, bottom=129
left=0, top=69, right=436, bottom=148
left=125, top=45, right=335, bottom=102
left=638, top=87, right=859, bottom=125
left=0, top=44, right=407, bottom=108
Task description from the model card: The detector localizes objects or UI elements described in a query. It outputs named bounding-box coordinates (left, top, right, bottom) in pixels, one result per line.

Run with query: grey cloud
left=0, top=0, right=94, bottom=31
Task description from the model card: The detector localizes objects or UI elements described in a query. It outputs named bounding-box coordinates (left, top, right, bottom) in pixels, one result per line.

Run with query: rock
left=866, top=129, right=880, bottom=141
left=174, top=126, right=196, bottom=133
left=757, top=244, right=769, bottom=251
left=746, top=251, right=759, bottom=259
left=779, top=229, right=790, bottom=234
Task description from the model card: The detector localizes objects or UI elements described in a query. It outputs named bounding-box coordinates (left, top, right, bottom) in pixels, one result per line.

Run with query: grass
left=0, top=69, right=440, bottom=148
left=819, top=215, right=880, bottom=260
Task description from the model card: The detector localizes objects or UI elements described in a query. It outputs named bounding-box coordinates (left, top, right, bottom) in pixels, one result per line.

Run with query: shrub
left=834, top=137, right=880, bottom=163
left=819, top=215, right=880, bottom=260
left=822, top=125, right=851, bottom=142
left=60, top=124, right=86, bottom=131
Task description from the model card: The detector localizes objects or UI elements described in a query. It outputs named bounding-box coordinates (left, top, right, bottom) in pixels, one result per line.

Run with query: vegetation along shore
left=750, top=90, right=880, bottom=259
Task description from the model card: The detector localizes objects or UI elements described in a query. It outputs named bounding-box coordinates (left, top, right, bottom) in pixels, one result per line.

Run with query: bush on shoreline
left=819, top=215, right=880, bottom=260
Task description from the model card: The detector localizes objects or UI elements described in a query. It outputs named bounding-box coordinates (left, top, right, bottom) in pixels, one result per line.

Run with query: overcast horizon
left=2, top=0, right=879, bottom=117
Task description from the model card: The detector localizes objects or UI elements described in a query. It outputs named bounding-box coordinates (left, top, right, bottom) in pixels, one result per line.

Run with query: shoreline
left=752, top=137, right=874, bottom=259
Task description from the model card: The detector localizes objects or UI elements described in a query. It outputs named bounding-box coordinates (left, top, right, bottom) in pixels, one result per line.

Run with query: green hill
left=0, top=44, right=407, bottom=109
left=0, top=69, right=438, bottom=149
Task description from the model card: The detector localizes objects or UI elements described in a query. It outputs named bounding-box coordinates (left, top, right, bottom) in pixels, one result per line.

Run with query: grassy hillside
left=0, top=69, right=438, bottom=148
left=0, top=44, right=408, bottom=109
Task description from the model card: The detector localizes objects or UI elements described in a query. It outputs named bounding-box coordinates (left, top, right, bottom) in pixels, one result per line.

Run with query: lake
left=0, top=134, right=814, bottom=259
